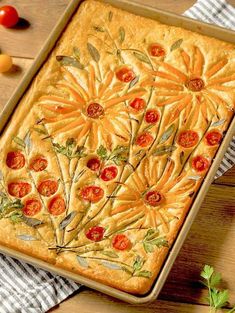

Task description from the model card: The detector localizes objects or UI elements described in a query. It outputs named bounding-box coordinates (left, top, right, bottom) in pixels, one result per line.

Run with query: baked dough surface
left=0, top=0, right=234, bottom=294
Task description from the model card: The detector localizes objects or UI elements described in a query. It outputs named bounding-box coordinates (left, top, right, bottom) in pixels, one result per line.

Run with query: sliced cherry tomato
left=38, top=180, right=58, bottom=197
left=116, top=67, right=135, bottom=83
left=6, top=151, right=25, bottom=170
left=129, top=98, right=146, bottom=112
left=0, top=6, right=19, bottom=28
left=100, top=166, right=118, bottom=181
left=85, top=226, right=105, bottom=242
left=48, top=196, right=66, bottom=216
left=0, top=54, right=12, bottom=73
left=80, top=186, right=104, bottom=203
left=186, top=78, right=205, bottom=92
left=149, top=44, right=166, bottom=57
left=205, top=130, right=222, bottom=146
left=136, top=132, right=154, bottom=147
left=29, top=157, right=48, bottom=172
left=87, top=103, right=104, bottom=119
left=145, top=190, right=164, bottom=206
left=112, top=234, right=131, bottom=250
left=87, top=158, right=101, bottom=171
left=8, top=182, right=31, bottom=198
left=145, top=109, right=160, bottom=124
left=177, top=130, right=199, bottom=148
left=23, top=199, right=42, bottom=216
left=192, top=155, right=210, bottom=172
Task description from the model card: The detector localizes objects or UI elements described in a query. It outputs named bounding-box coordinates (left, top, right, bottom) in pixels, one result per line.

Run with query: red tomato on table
left=0, top=6, right=19, bottom=28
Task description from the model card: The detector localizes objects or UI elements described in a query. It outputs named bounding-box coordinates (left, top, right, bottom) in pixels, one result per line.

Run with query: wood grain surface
left=0, top=1, right=234, bottom=312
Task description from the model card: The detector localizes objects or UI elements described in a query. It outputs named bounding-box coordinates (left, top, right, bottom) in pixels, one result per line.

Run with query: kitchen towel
left=0, top=0, right=235, bottom=312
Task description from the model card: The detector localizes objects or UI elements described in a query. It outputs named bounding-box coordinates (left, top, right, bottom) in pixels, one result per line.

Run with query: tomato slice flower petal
left=205, top=130, right=222, bottom=146
left=6, top=151, right=25, bottom=170
left=80, top=186, right=104, bottom=203
left=192, top=155, right=210, bottom=172
left=23, top=199, right=42, bottom=216
left=112, top=234, right=131, bottom=250
left=8, top=182, right=31, bottom=198
left=100, top=166, right=118, bottom=181
left=86, top=226, right=105, bottom=242
left=38, top=180, right=58, bottom=197
left=177, top=130, right=199, bottom=148
left=48, top=196, right=66, bottom=216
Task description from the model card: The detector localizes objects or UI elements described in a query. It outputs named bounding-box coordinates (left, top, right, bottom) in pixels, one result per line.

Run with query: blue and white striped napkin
left=0, top=1, right=234, bottom=312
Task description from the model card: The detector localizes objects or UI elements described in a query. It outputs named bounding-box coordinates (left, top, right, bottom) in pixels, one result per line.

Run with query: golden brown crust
left=0, top=0, right=234, bottom=295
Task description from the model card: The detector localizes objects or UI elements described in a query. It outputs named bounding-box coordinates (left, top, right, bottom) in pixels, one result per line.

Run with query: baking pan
left=0, top=0, right=234, bottom=304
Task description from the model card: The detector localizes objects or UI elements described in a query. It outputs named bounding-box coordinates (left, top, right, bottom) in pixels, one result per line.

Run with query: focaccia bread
left=0, top=0, right=234, bottom=294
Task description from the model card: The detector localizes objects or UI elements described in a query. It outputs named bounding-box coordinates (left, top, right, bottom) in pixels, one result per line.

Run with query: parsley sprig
left=201, top=265, right=235, bottom=312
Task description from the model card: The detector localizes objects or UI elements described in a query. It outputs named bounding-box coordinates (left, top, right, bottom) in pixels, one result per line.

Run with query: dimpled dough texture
left=0, top=0, right=234, bottom=295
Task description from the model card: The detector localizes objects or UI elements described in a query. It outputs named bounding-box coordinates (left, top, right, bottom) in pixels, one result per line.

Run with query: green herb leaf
left=119, top=26, right=125, bottom=43
left=56, top=55, right=84, bottom=70
left=101, top=261, right=122, bottom=270
left=133, top=255, right=144, bottom=271
left=101, top=251, right=119, bottom=258
left=23, top=216, right=43, bottom=227
left=77, top=255, right=89, bottom=268
left=133, top=51, right=151, bottom=64
left=12, top=136, right=26, bottom=148
left=135, top=270, right=152, bottom=278
left=108, top=11, right=113, bottom=22
left=97, top=145, right=108, bottom=160
left=9, top=211, right=23, bottom=224
left=93, top=25, right=105, bottom=32
left=87, top=42, right=100, bottom=63
left=170, top=39, right=183, bottom=51
left=143, top=242, right=154, bottom=253
left=129, top=75, right=139, bottom=89
left=212, top=289, right=229, bottom=309
left=201, top=265, right=214, bottom=281
left=32, top=127, right=47, bottom=135
left=24, top=132, right=32, bottom=151
left=211, top=119, right=226, bottom=127
left=59, top=211, right=77, bottom=230
left=159, top=124, right=175, bottom=144
left=73, top=47, right=81, bottom=60
left=153, top=145, right=177, bottom=156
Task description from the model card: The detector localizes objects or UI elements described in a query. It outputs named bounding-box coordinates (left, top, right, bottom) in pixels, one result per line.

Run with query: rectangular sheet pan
left=0, top=0, right=234, bottom=304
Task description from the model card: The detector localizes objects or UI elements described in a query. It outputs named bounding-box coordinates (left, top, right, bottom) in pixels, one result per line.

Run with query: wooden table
left=0, top=1, right=234, bottom=312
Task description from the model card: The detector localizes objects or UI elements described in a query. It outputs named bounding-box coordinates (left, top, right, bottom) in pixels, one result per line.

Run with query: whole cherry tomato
left=0, top=6, right=19, bottom=28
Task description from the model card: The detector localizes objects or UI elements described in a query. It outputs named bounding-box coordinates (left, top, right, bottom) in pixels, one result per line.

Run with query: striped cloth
left=184, top=0, right=235, bottom=179
left=0, top=1, right=234, bottom=313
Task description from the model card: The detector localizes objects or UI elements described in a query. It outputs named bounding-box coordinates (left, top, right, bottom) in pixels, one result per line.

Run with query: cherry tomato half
left=38, top=180, right=58, bottom=197
left=205, top=130, right=222, bottom=146
left=80, top=186, right=104, bottom=203
left=145, top=109, right=160, bottom=124
left=48, top=196, right=66, bottom=216
left=100, top=166, right=118, bottom=181
left=112, top=234, right=131, bottom=251
left=87, top=158, right=101, bottom=171
left=23, top=199, right=42, bottom=216
left=86, top=103, right=104, bottom=119
left=129, top=98, right=146, bottom=112
left=186, top=78, right=205, bottom=92
left=6, top=151, right=25, bottom=170
left=191, top=155, right=210, bottom=172
left=116, top=67, right=135, bottom=83
left=0, top=6, right=19, bottom=28
left=0, top=54, right=12, bottom=73
left=85, top=226, right=105, bottom=242
left=29, top=157, right=48, bottom=172
left=177, top=130, right=199, bottom=148
left=8, top=182, right=31, bottom=198
left=148, top=44, right=166, bottom=57
left=144, top=190, right=164, bottom=207
left=136, top=132, right=154, bottom=147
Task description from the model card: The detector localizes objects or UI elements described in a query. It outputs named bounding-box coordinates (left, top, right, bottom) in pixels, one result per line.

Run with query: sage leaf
left=56, top=56, right=84, bottom=69
left=153, top=145, right=177, bottom=156
left=149, top=237, right=169, bottom=247
left=73, top=47, right=80, bottom=60
left=170, top=38, right=183, bottom=51
left=159, top=124, right=175, bottom=144
left=23, top=216, right=43, bottom=227
left=133, top=255, right=144, bottom=271
left=129, top=75, right=139, bottom=89
left=143, top=242, right=154, bottom=253
left=119, top=27, right=125, bottom=43
left=135, top=270, right=152, bottom=278
left=211, top=119, right=226, bottom=127
left=108, top=11, right=113, bottom=22
left=101, top=251, right=119, bottom=258
left=17, top=234, right=38, bottom=241
left=101, top=261, right=122, bottom=270
left=93, top=25, right=105, bottom=32
left=59, top=211, right=77, bottom=230
left=77, top=256, right=89, bottom=268
left=133, top=51, right=150, bottom=64
left=24, top=132, right=32, bottom=151
left=32, top=127, right=47, bottom=135
left=87, top=43, right=100, bottom=63
left=12, top=136, right=25, bottom=148
left=188, top=175, right=201, bottom=181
